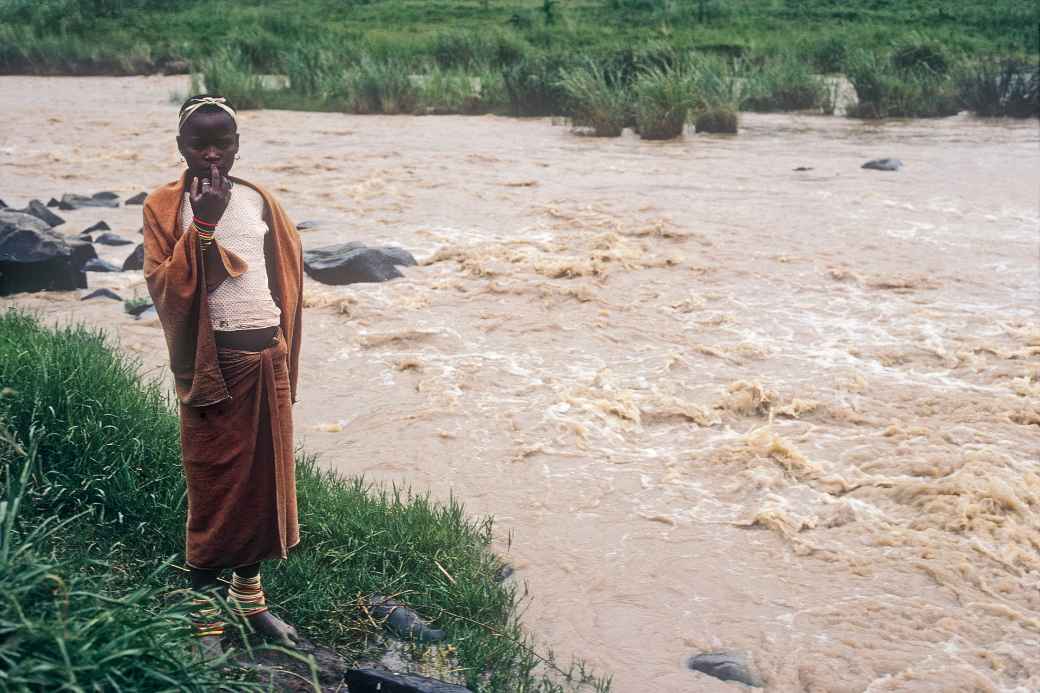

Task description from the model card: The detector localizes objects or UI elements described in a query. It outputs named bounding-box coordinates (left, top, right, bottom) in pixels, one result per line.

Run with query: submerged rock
left=303, top=242, right=416, bottom=285
left=81, top=288, right=123, bottom=301
left=17, top=199, right=65, bottom=227
left=122, top=243, right=145, bottom=271
left=84, top=258, right=122, bottom=272
left=295, top=220, right=321, bottom=230
left=46, top=198, right=60, bottom=208
left=82, top=221, right=111, bottom=234
left=59, top=192, right=120, bottom=210
left=366, top=594, right=445, bottom=643
left=125, top=192, right=148, bottom=205
left=94, top=232, right=133, bottom=246
left=862, top=158, right=903, bottom=171
left=0, top=220, right=96, bottom=295
left=345, top=668, right=473, bottom=693
left=687, top=650, right=763, bottom=688
left=125, top=299, right=154, bottom=317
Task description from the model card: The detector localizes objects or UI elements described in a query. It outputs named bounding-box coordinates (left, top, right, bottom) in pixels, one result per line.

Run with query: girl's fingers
left=190, top=176, right=199, bottom=199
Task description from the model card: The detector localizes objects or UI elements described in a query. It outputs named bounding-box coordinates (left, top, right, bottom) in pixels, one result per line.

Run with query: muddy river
left=1, top=76, right=1037, bottom=692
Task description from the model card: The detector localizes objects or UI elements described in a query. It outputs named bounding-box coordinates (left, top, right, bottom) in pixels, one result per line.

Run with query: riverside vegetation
left=0, top=0, right=1036, bottom=138
left=0, top=310, right=610, bottom=692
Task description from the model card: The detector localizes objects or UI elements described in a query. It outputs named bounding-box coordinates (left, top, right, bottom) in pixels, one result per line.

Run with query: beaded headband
left=178, top=96, right=237, bottom=132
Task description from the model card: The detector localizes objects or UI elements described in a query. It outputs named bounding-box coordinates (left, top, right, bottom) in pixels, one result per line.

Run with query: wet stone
left=81, top=288, right=123, bottom=301
left=59, top=192, right=120, bottom=210
left=303, top=243, right=416, bottom=285
left=345, top=668, right=473, bottom=693
left=46, top=198, right=60, bottom=208
left=862, top=158, right=903, bottom=171
left=82, top=221, right=111, bottom=234
left=295, top=220, right=321, bottom=230
left=687, top=650, right=763, bottom=688
left=125, top=299, right=154, bottom=317
left=84, top=257, right=122, bottom=272
left=125, top=192, right=147, bottom=205
left=366, top=594, right=445, bottom=643
left=122, top=242, right=144, bottom=271
left=18, top=199, right=65, bottom=227
left=0, top=220, right=95, bottom=295
left=94, top=232, right=133, bottom=246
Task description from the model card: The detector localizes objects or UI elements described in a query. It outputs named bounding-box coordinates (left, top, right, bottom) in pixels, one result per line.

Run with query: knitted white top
left=178, top=186, right=282, bottom=331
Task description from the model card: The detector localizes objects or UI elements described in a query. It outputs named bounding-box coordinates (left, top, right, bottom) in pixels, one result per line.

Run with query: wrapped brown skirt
left=179, top=331, right=299, bottom=569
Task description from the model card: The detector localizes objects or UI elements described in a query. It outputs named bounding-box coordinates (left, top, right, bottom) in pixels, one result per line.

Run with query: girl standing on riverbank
left=143, top=94, right=304, bottom=658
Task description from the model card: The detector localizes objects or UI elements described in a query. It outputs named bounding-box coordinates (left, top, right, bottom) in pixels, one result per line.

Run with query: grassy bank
left=0, top=310, right=609, bottom=692
left=0, top=0, right=1037, bottom=124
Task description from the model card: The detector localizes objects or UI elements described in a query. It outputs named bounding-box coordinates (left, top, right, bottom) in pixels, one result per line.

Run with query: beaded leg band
left=228, top=572, right=269, bottom=618
left=190, top=597, right=225, bottom=638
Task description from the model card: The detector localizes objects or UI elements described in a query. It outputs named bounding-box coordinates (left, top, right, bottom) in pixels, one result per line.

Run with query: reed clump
left=956, top=57, right=1039, bottom=118
left=846, top=49, right=960, bottom=118
left=558, top=62, right=630, bottom=136
left=632, top=63, right=697, bottom=140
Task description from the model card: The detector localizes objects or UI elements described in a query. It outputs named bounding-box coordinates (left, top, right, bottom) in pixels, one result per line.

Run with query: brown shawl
left=142, top=172, right=303, bottom=407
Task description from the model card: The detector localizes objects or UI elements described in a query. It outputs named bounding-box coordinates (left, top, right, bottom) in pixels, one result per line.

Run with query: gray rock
left=59, top=192, right=120, bottom=210
left=78, top=234, right=92, bottom=243
left=125, top=192, right=147, bottom=205
left=18, top=199, right=65, bottom=227
left=345, top=668, right=472, bottom=693
left=82, top=221, right=111, bottom=234
left=0, top=198, right=7, bottom=208
left=0, top=220, right=96, bottom=295
left=0, top=210, right=51, bottom=234
left=295, top=220, right=321, bottom=230
left=84, top=257, right=122, bottom=272
left=122, top=243, right=144, bottom=271
left=46, top=198, right=60, bottom=208
left=862, top=158, right=903, bottom=171
left=82, top=288, right=123, bottom=301
left=94, top=232, right=133, bottom=246
left=366, top=594, right=445, bottom=643
left=125, top=300, right=154, bottom=317
left=687, top=650, right=763, bottom=688
left=493, top=564, right=514, bottom=582
left=134, top=306, right=158, bottom=321
left=303, top=243, right=415, bottom=285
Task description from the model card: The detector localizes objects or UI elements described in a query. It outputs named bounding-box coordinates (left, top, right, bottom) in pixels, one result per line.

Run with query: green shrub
left=694, top=106, right=737, bottom=133
left=805, top=33, right=851, bottom=73
left=632, top=63, right=696, bottom=140
left=345, top=56, right=419, bottom=114
left=416, top=67, right=484, bottom=114
left=196, top=47, right=272, bottom=110
left=891, top=34, right=950, bottom=74
left=957, top=57, right=1039, bottom=117
left=847, top=50, right=960, bottom=118
left=742, top=54, right=826, bottom=112
left=558, top=62, right=630, bottom=136
left=502, top=52, right=573, bottom=116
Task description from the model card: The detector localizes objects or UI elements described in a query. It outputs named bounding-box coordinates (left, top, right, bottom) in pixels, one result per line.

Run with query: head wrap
left=178, top=96, right=238, bottom=132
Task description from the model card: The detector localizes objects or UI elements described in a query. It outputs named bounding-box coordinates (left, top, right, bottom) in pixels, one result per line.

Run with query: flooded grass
left=0, top=310, right=611, bottom=693
left=558, top=63, right=630, bottom=137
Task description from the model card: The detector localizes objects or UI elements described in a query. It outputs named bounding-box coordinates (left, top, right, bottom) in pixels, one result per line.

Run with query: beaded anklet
left=190, top=596, right=225, bottom=638
left=193, top=216, right=217, bottom=252
left=228, top=573, right=269, bottom=618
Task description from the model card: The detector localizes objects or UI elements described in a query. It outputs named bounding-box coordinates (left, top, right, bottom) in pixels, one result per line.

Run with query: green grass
left=557, top=62, right=630, bottom=136
left=0, top=0, right=1036, bottom=120
left=0, top=310, right=610, bottom=693
left=633, top=63, right=697, bottom=139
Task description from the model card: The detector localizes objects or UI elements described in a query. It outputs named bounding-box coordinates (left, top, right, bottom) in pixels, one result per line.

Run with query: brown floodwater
left=2, top=76, right=1038, bottom=692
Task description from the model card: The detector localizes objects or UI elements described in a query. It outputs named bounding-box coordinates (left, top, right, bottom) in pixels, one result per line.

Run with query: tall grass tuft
left=345, top=55, right=419, bottom=114
left=632, top=63, right=697, bottom=139
left=741, top=54, right=826, bottom=112
left=196, top=48, right=272, bottom=110
left=957, top=58, right=1039, bottom=117
left=0, top=310, right=611, bottom=692
left=557, top=62, right=630, bottom=136
left=846, top=50, right=960, bottom=118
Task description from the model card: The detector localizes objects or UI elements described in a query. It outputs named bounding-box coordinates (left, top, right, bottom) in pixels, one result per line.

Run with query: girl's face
left=176, top=110, right=240, bottom=180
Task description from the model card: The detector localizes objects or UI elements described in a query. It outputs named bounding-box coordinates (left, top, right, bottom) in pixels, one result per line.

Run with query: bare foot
left=193, top=634, right=224, bottom=661
left=247, top=610, right=299, bottom=647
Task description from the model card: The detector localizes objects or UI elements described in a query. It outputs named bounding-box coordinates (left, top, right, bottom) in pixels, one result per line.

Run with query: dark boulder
left=94, top=232, right=133, bottom=246
left=366, top=594, right=445, bottom=643
left=0, top=198, right=7, bottom=209
left=862, top=158, right=903, bottom=171
left=59, top=192, right=120, bottom=210
left=345, top=669, right=473, bottom=693
left=122, top=243, right=145, bottom=271
left=303, top=243, right=416, bottom=285
left=125, top=192, right=148, bottom=205
left=19, top=199, right=65, bottom=227
left=125, top=299, right=154, bottom=317
left=46, top=198, right=60, bottom=208
left=78, top=235, right=92, bottom=243
left=0, top=220, right=96, bottom=295
left=134, top=306, right=158, bottom=321
left=84, top=258, right=122, bottom=272
left=687, top=650, right=763, bottom=688
left=0, top=210, right=50, bottom=233
left=82, top=288, right=123, bottom=301
left=296, top=220, right=321, bottom=230
left=82, top=221, right=111, bottom=234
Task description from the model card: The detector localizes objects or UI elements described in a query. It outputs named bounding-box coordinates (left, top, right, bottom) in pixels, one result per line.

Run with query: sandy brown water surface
left=2, top=76, right=1038, bottom=692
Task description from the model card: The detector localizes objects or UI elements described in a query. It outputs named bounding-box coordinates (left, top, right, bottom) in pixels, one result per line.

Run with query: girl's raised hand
left=189, top=163, right=232, bottom=225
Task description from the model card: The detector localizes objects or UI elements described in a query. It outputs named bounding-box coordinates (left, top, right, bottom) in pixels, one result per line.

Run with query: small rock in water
left=493, top=564, right=515, bottom=582
left=79, top=234, right=93, bottom=243
left=365, top=594, right=445, bottom=643
left=303, top=242, right=416, bottom=285
left=134, top=306, right=158, bottom=321
left=345, top=668, right=473, bottom=693
left=862, top=158, right=902, bottom=171
left=687, top=650, right=763, bottom=687
left=125, top=192, right=147, bottom=205
left=46, top=198, right=60, bottom=208
left=94, top=232, right=133, bottom=246
left=793, top=166, right=813, bottom=171
left=82, top=221, right=111, bottom=234
left=59, top=192, right=120, bottom=210
left=19, top=199, right=65, bottom=227
left=125, top=299, right=154, bottom=317
left=0, top=198, right=8, bottom=209
left=84, top=258, right=122, bottom=272
left=122, top=243, right=144, bottom=271
left=295, top=220, right=321, bottom=230
left=81, top=288, right=123, bottom=301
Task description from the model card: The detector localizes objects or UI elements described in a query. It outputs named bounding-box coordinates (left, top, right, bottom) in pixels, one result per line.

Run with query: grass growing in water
left=0, top=310, right=611, bottom=693
left=632, top=63, right=697, bottom=139
left=846, top=49, right=960, bottom=118
left=956, top=58, right=1039, bottom=117
left=558, top=62, right=630, bottom=137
